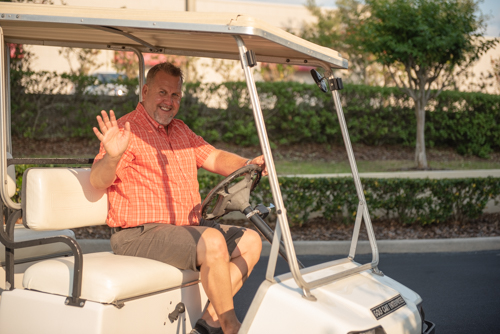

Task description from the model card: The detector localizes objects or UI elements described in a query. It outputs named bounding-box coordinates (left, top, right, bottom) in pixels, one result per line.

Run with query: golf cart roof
left=0, top=2, right=348, bottom=70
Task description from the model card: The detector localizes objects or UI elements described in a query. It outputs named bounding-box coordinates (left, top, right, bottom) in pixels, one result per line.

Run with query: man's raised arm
left=90, top=110, right=131, bottom=190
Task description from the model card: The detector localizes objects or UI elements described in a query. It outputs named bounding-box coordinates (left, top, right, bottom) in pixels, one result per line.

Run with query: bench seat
left=23, top=252, right=200, bottom=304
left=19, top=167, right=200, bottom=305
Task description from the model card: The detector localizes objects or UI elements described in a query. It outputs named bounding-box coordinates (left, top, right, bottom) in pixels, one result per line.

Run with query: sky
left=234, top=0, right=500, bottom=37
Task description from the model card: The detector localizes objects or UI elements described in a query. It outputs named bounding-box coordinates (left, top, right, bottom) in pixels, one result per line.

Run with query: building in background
left=19, top=0, right=500, bottom=92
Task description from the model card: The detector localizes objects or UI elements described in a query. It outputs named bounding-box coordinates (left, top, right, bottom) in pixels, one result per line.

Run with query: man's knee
left=197, top=228, right=229, bottom=264
left=248, top=229, right=263, bottom=250
left=238, top=229, right=263, bottom=258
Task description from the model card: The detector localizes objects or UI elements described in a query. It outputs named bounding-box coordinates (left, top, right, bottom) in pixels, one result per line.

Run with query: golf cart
left=0, top=3, right=435, bottom=334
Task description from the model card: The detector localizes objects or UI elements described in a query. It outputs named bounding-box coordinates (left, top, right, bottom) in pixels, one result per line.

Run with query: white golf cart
left=0, top=3, right=435, bottom=334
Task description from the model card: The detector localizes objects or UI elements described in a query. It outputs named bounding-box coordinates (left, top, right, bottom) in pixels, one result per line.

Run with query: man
left=90, top=62, right=266, bottom=334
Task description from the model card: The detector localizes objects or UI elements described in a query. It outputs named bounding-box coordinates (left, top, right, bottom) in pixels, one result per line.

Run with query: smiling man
left=90, top=62, right=266, bottom=334
left=141, top=66, right=182, bottom=126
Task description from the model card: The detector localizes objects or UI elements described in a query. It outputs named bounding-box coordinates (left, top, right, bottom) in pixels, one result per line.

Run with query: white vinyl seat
left=3, top=153, right=73, bottom=264
left=1, top=155, right=76, bottom=290
left=23, top=252, right=199, bottom=304
left=20, top=168, right=200, bottom=304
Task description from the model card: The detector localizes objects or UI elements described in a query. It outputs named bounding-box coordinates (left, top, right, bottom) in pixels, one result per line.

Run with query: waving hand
left=93, top=110, right=130, bottom=159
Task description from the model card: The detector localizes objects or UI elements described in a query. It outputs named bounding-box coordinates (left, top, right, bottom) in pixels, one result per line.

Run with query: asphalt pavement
left=79, top=237, right=500, bottom=333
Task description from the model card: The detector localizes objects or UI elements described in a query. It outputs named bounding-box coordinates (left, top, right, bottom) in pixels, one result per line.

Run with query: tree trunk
left=414, top=98, right=428, bottom=169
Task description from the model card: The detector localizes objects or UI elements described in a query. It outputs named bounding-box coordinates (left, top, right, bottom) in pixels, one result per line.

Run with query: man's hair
left=146, top=62, right=184, bottom=85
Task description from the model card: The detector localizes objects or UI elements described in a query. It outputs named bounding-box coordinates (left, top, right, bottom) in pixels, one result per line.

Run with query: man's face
left=141, top=71, right=183, bottom=126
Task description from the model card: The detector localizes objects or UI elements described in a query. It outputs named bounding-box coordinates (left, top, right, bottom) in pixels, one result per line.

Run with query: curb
left=78, top=237, right=500, bottom=256
left=286, top=169, right=500, bottom=179
left=268, top=237, right=500, bottom=255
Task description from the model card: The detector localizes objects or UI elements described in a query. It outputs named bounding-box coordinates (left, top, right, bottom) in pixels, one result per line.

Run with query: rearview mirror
left=310, top=69, right=328, bottom=93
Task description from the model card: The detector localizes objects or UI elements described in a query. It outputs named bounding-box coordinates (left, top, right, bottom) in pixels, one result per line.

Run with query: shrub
left=10, top=71, right=500, bottom=157
left=200, top=174, right=500, bottom=226
left=14, top=165, right=500, bottom=226
left=11, top=68, right=138, bottom=139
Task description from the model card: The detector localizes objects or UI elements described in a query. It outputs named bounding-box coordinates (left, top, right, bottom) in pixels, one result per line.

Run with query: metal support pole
left=185, top=0, right=196, bottom=11
left=127, top=47, right=145, bottom=102
left=326, top=72, right=379, bottom=265
left=0, top=28, right=20, bottom=210
left=233, top=35, right=315, bottom=301
left=348, top=201, right=365, bottom=260
left=4, top=44, right=11, bottom=154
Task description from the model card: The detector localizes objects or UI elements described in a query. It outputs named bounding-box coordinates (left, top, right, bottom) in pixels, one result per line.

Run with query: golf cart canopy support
left=0, top=2, right=384, bottom=302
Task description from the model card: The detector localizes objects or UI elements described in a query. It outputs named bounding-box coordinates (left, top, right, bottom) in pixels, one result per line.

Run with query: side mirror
left=310, top=69, right=328, bottom=93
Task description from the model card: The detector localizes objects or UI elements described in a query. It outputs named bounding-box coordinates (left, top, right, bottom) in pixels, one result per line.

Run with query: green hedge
left=10, top=68, right=139, bottom=139
left=200, top=175, right=500, bottom=226
left=15, top=165, right=499, bottom=226
left=11, top=75, right=500, bottom=157
left=180, top=82, right=500, bottom=157
left=12, top=93, right=138, bottom=139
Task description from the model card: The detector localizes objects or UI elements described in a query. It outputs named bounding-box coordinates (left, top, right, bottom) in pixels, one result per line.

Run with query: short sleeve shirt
left=93, top=103, right=215, bottom=228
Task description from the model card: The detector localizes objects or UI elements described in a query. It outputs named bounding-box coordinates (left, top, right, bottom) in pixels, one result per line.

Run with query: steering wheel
left=201, top=164, right=262, bottom=220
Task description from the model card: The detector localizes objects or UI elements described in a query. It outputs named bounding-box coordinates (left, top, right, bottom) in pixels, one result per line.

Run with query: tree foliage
left=359, top=0, right=496, bottom=79
left=308, top=0, right=498, bottom=169
left=492, top=56, right=500, bottom=93
left=302, top=0, right=387, bottom=85
left=362, top=0, right=497, bottom=168
left=58, top=48, right=102, bottom=76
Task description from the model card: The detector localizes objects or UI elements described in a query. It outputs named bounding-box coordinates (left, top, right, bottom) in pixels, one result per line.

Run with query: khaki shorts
left=110, top=220, right=246, bottom=271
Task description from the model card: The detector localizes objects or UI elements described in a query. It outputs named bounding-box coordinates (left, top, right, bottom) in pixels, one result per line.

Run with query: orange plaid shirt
left=94, top=103, right=215, bottom=228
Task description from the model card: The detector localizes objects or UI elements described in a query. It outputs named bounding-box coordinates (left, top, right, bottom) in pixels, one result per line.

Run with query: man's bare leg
left=197, top=228, right=242, bottom=334
left=198, top=228, right=262, bottom=331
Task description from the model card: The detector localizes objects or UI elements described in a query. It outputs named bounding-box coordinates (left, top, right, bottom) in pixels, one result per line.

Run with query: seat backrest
left=22, top=168, right=108, bottom=231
